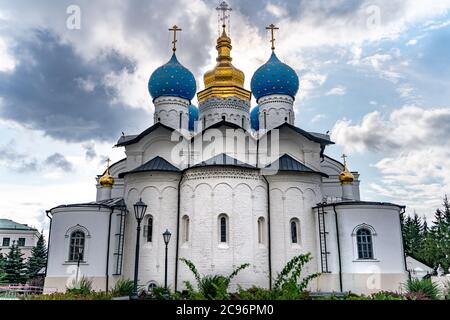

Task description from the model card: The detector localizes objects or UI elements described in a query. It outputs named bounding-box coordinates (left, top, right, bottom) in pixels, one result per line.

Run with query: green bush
left=405, top=278, right=440, bottom=300
left=111, top=278, right=134, bottom=297
left=234, top=286, right=273, bottom=300
left=370, top=291, right=404, bottom=300
left=271, top=253, right=320, bottom=300
left=66, top=276, right=93, bottom=295
left=180, top=258, right=249, bottom=300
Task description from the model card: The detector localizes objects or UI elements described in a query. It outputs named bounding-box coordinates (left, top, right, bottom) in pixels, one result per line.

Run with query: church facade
left=44, top=7, right=408, bottom=295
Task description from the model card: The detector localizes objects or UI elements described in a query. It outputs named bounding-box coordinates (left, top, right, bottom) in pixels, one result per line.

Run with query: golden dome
left=99, top=159, right=114, bottom=188
left=197, top=28, right=251, bottom=103
left=339, top=154, right=354, bottom=185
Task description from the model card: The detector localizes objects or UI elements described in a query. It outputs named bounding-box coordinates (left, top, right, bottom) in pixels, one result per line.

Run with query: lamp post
left=163, top=229, right=172, bottom=291
left=132, top=198, right=148, bottom=299
left=75, top=247, right=84, bottom=286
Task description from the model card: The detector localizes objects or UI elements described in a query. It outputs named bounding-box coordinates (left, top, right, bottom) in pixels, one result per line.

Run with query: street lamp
left=132, top=198, right=147, bottom=299
left=75, top=247, right=84, bottom=286
left=163, top=229, right=172, bottom=291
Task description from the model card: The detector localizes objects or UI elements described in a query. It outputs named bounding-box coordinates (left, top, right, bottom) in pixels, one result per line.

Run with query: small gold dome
left=339, top=154, right=354, bottom=185
left=339, top=167, right=354, bottom=185
left=99, top=159, right=114, bottom=188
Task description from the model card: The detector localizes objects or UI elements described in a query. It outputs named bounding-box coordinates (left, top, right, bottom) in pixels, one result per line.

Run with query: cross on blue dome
left=148, top=53, right=196, bottom=102
left=251, top=52, right=299, bottom=102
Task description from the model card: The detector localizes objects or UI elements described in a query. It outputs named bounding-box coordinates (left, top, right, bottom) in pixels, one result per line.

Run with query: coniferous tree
left=0, top=253, right=6, bottom=283
left=4, top=243, right=27, bottom=284
left=26, top=234, right=47, bottom=279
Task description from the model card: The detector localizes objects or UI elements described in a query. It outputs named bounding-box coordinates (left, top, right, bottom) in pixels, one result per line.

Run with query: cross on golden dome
left=169, top=25, right=182, bottom=52
left=266, top=24, right=280, bottom=51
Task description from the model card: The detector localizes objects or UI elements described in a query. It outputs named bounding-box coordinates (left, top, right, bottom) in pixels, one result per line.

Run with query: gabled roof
left=0, top=219, right=37, bottom=231
left=262, top=122, right=334, bottom=145
left=191, top=153, right=256, bottom=169
left=115, top=122, right=176, bottom=147
left=265, top=154, right=328, bottom=177
left=119, top=156, right=180, bottom=178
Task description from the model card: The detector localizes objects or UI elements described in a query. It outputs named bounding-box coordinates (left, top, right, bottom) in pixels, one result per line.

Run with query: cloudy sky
left=1, top=0, right=450, bottom=236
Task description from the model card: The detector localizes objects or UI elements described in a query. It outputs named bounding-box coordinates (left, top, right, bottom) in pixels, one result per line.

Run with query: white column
left=154, top=96, right=190, bottom=131
left=342, top=183, right=354, bottom=201
left=258, top=94, right=294, bottom=131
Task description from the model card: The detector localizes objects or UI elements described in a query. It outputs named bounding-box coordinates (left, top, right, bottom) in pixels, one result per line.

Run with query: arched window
left=242, top=116, right=245, bottom=128
left=182, top=215, right=190, bottom=243
left=144, top=215, right=153, bottom=243
left=258, top=217, right=265, bottom=244
left=356, top=228, right=374, bottom=259
left=218, top=214, right=228, bottom=243
left=69, top=230, right=85, bottom=262
left=290, top=219, right=300, bottom=244
left=179, top=113, right=183, bottom=129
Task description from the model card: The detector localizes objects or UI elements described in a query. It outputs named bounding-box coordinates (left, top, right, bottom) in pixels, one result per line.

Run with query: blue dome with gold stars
left=188, top=104, right=199, bottom=131
left=250, top=106, right=260, bottom=131
left=251, top=52, right=299, bottom=102
left=149, top=53, right=196, bottom=102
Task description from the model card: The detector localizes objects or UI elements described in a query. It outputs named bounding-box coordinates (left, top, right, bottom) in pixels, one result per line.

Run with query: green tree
left=4, top=242, right=27, bottom=284
left=26, top=233, right=47, bottom=279
left=0, top=253, right=6, bottom=283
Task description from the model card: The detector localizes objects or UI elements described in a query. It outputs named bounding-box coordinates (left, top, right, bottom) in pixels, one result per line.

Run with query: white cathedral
left=44, top=4, right=408, bottom=295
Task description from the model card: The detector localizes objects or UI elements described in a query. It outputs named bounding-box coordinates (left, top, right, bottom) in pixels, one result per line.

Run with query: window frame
left=144, top=215, right=154, bottom=243
left=257, top=217, right=265, bottom=245
left=68, top=230, right=86, bottom=262
left=17, top=238, right=26, bottom=247
left=218, top=214, right=229, bottom=246
left=2, top=237, right=10, bottom=247
left=351, top=224, right=378, bottom=262
left=182, top=215, right=190, bottom=244
left=65, top=225, right=90, bottom=264
left=290, top=218, right=300, bottom=245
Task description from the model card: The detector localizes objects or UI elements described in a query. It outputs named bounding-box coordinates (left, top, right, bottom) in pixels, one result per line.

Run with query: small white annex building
left=44, top=2, right=408, bottom=295
left=0, top=219, right=40, bottom=259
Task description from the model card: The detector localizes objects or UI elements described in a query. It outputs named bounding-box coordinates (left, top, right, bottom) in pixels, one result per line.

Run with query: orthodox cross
left=266, top=24, right=279, bottom=51
left=106, top=157, right=111, bottom=170
left=341, top=154, right=348, bottom=167
left=169, top=25, right=182, bottom=52
left=217, top=1, right=232, bottom=34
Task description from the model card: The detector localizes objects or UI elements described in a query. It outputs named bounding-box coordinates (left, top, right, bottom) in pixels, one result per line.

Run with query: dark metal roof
left=313, top=201, right=405, bottom=209
left=265, top=154, right=329, bottom=177
left=115, top=122, right=176, bottom=147
left=119, top=156, right=180, bottom=178
left=262, top=122, right=334, bottom=145
left=191, top=153, right=256, bottom=169
left=48, top=198, right=126, bottom=213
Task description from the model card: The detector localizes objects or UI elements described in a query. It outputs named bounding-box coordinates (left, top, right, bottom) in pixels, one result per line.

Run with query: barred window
left=357, top=228, right=374, bottom=259
left=68, top=231, right=85, bottom=262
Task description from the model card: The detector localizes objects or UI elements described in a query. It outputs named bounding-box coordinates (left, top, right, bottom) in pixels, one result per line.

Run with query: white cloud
left=406, top=39, right=418, bottom=46
left=326, top=86, right=347, bottom=96
left=265, top=3, right=288, bottom=18
left=311, top=114, right=326, bottom=123
left=331, top=105, right=450, bottom=217
left=0, top=37, right=16, bottom=72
